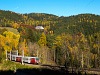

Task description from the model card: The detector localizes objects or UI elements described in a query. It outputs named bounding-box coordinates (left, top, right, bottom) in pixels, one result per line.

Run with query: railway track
left=14, top=61, right=100, bottom=75
left=6, top=50, right=100, bottom=74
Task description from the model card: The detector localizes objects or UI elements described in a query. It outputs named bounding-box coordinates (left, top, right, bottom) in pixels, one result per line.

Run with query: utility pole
left=16, top=50, right=18, bottom=56
left=6, top=50, right=7, bottom=61
left=10, top=50, right=11, bottom=61
left=22, top=50, right=24, bottom=65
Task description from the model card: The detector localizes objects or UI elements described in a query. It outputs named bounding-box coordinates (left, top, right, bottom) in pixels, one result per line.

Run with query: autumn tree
left=38, top=32, right=47, bottom=46
left=86, top=32, right=100, bottom=68
left=3, top=31, right=20, bottom=52
left=12, top=22, right=19, bottom=29
left=28, top=42, right=39, bottom=57
left=52, top=34, right=65, bottom=65
left=0, top=34, right=6, bottom=62
left=19, top=39, right=28, bottom=56
left=37, top=32, right=48, bottom=64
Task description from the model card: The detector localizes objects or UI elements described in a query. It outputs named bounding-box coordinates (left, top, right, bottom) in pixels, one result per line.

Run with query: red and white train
left=7, top=52, right=39, bottom=64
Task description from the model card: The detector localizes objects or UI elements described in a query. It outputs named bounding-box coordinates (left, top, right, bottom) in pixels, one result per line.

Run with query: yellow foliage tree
left=38, top=33, right=47, bottom=46
left=3, top=31, right=20, bottom=51
left=12, top=23, right=19, bottom=29
left=54, top=35, right=62, bottom=47
left=0, top=34, right=6, bottom=47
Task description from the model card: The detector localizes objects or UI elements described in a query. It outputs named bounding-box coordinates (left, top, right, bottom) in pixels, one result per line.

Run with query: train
left=7, top=51, right=39, bottom=64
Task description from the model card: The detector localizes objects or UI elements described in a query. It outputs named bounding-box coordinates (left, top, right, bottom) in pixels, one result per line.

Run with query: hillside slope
left=0, top=10, right=100, bottom=36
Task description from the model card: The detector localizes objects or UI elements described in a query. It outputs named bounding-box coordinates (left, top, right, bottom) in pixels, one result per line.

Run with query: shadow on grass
left=0, top=68, right=86, bottom=75
left=0, top=70, right=14, bottom=75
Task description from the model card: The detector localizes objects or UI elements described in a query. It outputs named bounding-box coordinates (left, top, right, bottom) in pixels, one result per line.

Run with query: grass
left=0, top=27, right=19, bottom=34
left=0, top=60, right=33, bottom=71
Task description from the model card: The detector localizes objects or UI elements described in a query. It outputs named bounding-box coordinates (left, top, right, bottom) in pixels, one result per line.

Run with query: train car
left=23, top=56, right=39, bottom=64
left=16, top=56, right=22, bottom=62
left=11, top=54, right=17, bottom=61
left=7, top=51, right=40, bottom=65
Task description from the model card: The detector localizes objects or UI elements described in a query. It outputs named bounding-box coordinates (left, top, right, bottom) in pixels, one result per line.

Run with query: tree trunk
left=81, top=52, right=84, bottom=68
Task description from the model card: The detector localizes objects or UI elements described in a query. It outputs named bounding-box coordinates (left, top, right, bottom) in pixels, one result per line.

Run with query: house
left=35, top=26, right=44, bottom=30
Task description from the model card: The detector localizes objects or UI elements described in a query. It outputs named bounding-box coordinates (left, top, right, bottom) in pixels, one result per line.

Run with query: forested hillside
left=0, top=10, right=100, bottom=35
left=0, top=10, right=100, bottom=68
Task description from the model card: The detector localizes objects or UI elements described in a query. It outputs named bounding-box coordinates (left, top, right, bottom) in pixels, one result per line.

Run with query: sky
left=0, top=0, right=100, bottom=17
